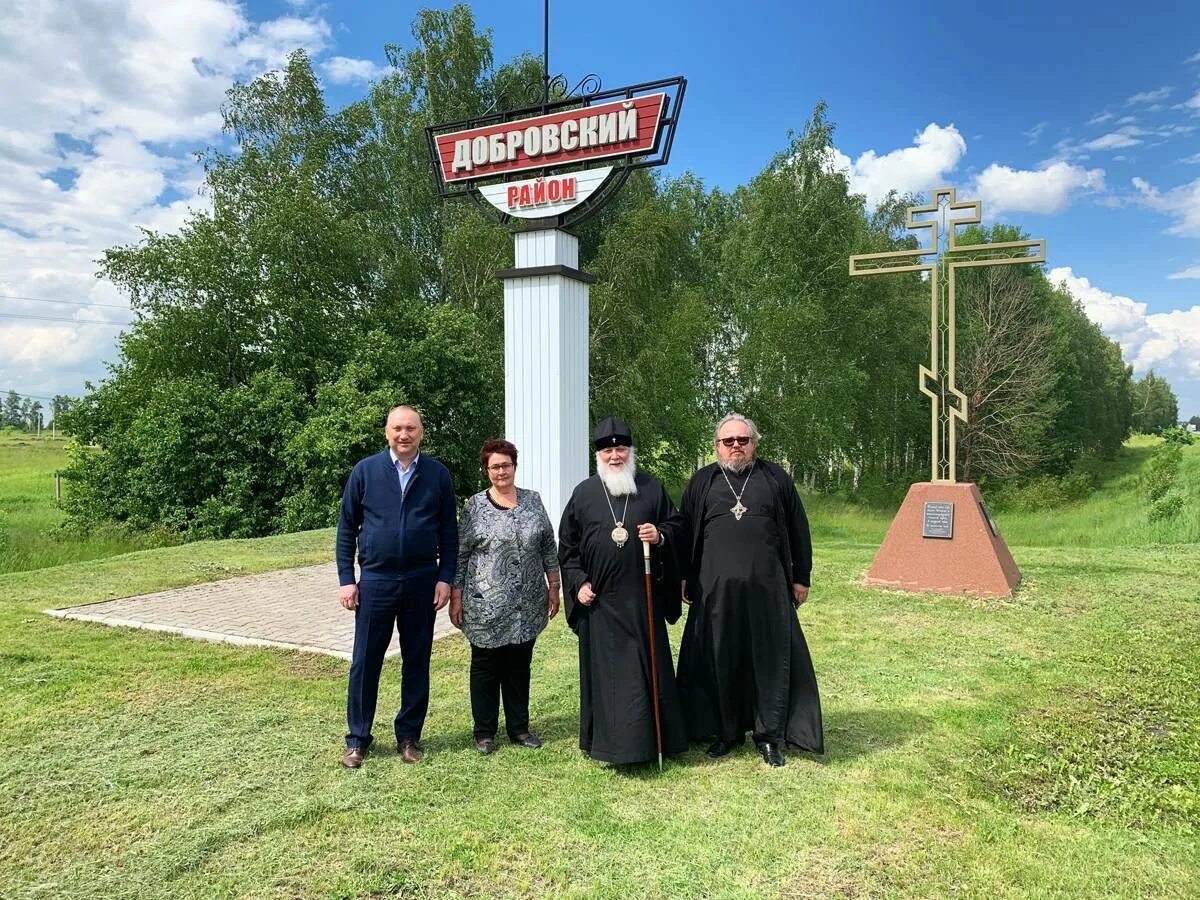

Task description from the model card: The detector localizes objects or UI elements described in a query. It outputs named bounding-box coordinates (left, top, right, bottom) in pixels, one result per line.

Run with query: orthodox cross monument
left=849, top=188, right=1046, bottom=597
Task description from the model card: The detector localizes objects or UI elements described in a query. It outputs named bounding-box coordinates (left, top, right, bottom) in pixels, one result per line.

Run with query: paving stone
left=45, top=563, right=457, bottom=660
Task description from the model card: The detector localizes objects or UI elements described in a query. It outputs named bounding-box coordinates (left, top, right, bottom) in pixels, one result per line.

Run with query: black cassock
left=677, top=460, right=824, bottom=753
left=558, top=471, right=688, bottom=763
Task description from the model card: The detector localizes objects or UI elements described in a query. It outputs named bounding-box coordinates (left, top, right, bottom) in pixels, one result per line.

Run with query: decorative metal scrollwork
left=524, top=73, right=603, bottom=106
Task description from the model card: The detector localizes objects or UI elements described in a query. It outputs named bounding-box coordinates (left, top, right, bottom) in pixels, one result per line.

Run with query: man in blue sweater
left=337, top=405, right=458, bottom=767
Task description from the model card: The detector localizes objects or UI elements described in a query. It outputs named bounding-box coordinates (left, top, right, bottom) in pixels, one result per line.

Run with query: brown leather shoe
left=342, top=746, right=367, bottom=769
left=398, top=739, right=424, bottom=763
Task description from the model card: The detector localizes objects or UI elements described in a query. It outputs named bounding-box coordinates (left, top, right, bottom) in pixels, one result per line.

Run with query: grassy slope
left=0, top=433, right=158, bottom=574
left=0, top=442, right=1197, bottom=898
left=998, top=435, right=1200, bottom=547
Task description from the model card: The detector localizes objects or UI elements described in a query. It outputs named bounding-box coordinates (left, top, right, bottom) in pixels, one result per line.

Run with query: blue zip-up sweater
left=336, top=450, right=459, bottom=586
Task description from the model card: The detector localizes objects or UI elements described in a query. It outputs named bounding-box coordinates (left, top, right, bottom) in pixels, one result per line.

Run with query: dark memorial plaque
left=922, top=501, right=954, bottom=539
left=979, top=501, right=998, bottom=537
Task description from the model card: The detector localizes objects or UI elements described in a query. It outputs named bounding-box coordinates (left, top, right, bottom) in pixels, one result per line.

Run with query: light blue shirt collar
left=388, top=448, right=419, bottom=494
left=388, top=448, right=419, bottom=471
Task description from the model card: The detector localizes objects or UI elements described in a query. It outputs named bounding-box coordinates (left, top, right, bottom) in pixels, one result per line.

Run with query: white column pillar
left=499, top=229, right=592, bottom=534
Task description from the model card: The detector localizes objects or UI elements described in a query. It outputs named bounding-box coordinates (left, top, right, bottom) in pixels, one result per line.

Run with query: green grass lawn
left=0, top=432, right=164, bottom=575
left=0, top=440, right=1197, bottom=897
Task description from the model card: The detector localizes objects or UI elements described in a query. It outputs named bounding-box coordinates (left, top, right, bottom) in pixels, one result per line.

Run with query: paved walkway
left=45, top=563, right=456, bottom=659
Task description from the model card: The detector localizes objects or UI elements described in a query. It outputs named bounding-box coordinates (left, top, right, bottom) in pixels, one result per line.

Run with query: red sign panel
left=435, top=93, right=666, bottom=184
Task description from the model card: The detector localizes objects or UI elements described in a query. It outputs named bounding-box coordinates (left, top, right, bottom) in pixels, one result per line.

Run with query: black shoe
left=706, top=738, right=744, bottom=758
left=475, top=737, right=496, bottom=755
left=510, top=731, right=542, bottom=749
left=755, top=740, right=785, bottom=767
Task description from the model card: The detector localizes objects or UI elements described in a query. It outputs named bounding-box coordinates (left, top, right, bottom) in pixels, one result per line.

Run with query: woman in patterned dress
left=450, top=439, right=561, bottom=754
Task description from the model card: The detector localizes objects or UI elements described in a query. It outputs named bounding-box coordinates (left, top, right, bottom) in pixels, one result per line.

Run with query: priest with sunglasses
left=676, top=413, right=824, bottom=767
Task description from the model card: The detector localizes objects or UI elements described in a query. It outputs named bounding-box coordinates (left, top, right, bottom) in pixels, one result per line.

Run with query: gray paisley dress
left=453, top=487, right=559, bottom=648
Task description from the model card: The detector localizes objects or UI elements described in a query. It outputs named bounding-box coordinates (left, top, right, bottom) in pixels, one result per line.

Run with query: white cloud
left=1155, top=124, right=1196, bottom=138
left=1188, top=50, right=1200, bottom=64
left=830, top=124, right=1104, bottom=217
left=828, top=123, right=966, bottom=208
left=1024, top=121, right=1048, bottom=144
left=1088, top=111, right=1114, bottom=126
left=1127, top=86, right=1172, bottom=106
left=1182, top=91, right=1200, bottom=111
left=1050, top=120, right=1191, bottom=160
left=323, top=56, right=391, bottom=85
left=1167, top=265, right=1200, bottom=280
left=1131, top=175, right=1200, bottom=237
left=970, top=161, right=1105, bottom=216
left=1050, top=267, right=1200, bottom=394
left=1182, top=153, right=1200, bottom=164
left=235, top=16, right=331, bottom=70
left=0, top=0, right=338, bottom=398
left=1083, top=131, right=1142, bottom=151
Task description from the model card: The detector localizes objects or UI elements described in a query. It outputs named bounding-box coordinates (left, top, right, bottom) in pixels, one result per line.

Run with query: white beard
left=596, top=448, right=638, bottom=496
left=719, top=455, right=754, bottom=475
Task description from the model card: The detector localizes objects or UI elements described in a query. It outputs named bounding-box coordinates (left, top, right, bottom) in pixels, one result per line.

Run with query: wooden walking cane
left=643, top=539, right=664, bottom=771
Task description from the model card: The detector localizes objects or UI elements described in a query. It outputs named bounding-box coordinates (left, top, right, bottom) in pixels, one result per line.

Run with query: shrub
left=1149, top=490, right=1185, bottom=522
left=1141, top=442, right=1182, bottom=503
left=847, top=473, right=910, bottom=509
left=1161, top=425, right=1196, bottom=446
left=987, top=471, right=1096, bottom=512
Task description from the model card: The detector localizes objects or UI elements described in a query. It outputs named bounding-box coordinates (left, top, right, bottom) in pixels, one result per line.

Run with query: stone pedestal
left=863, top=482, right=1020, bottom=598
left=496, top=229, right=593, bottom=533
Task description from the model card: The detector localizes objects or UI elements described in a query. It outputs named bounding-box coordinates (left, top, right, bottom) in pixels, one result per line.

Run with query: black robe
left=558, top=471, right=688, bottom=763
left=676, top=459, right=824, bottom=753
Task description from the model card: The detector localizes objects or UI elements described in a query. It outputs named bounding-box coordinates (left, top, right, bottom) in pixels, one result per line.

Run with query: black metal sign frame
left=425, top=75, right=686, bottom=230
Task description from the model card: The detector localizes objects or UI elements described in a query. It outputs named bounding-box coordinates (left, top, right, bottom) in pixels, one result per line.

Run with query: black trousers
left=345, top=577, right=436, bottom=750
left=469, top=639, right=535, bottom=740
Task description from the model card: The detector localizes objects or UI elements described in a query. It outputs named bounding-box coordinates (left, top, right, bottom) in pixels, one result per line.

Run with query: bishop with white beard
left=558, top=417, right=688, bottom=764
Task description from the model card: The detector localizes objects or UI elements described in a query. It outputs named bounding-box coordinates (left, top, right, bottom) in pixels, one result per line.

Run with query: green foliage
left=1149, top=490, right=1186, bottom=522
left=1131, top=370, right=1179, bottom=435
left=3, top=391, right=53, bottom=432
left=1037, top=275, right=1133, bottom=471
left=65, top=4, right=1179, bottom=537
left=720, top=105, right=927, bottom=487
left=1142, top=441, right=1183, bottom=503
left=987, top=471, right=1098, bottom=512
left=65, top=11, right=503, bottom=538
left=586, top=171, right=716, bottom=480
left=1162, top=425, right=1196, bottom=446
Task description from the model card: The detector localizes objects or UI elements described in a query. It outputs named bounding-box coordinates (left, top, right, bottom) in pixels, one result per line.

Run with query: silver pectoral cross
left=731, top=500, right=747, bottom=521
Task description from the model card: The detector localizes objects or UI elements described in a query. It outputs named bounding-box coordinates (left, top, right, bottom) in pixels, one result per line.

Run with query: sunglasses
left=718, top=436, right=752, bottom=447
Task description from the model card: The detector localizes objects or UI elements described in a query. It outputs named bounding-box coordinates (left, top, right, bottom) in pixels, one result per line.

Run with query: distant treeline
left=61, top=5, right=1179, bottom=538
left=2, top=391, right=73, bottom=432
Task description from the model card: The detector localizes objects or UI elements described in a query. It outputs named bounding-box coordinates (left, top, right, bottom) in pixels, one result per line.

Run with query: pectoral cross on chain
left=849, top=187, right=1046, bottom=484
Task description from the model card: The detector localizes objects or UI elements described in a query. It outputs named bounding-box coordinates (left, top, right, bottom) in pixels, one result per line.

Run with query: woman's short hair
left=479, top=438, right=518, bottom=470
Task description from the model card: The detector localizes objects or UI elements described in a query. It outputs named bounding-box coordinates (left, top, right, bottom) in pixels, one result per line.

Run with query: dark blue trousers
left=346, top=577, right=436, bottom=749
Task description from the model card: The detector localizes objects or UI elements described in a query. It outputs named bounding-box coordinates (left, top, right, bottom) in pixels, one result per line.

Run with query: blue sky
left=2, top=0, right=1198, bottom=416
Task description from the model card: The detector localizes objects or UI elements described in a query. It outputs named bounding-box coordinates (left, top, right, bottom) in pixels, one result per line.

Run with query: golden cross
left=849, top=187, right=1045, bottom=484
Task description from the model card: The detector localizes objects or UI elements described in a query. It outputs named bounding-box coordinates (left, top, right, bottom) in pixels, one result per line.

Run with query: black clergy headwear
left=593, top=416, right=633, bottom=450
